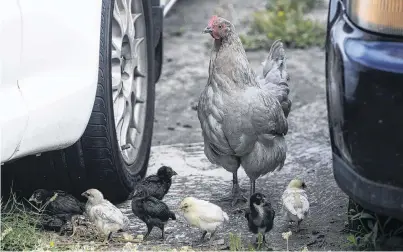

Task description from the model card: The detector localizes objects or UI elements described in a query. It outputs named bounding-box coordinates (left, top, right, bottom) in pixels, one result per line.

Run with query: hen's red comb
left=208, top=15, right=218, bottom=26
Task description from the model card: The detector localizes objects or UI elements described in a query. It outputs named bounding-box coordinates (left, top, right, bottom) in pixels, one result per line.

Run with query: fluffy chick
left=29, top=189, right=85, bottom=232
left=179, top=197, right=229, bottom=242
left=281, top=179, right=309, bottom=232
left=29, top=189, right=85, bottom=216
left=245, top=193, right=275, bottom=246
left=82, top=188, right=130, bottom=242
left=131, top=190, right=176, bottom=240
left=128, top=166, right=178, bottom=200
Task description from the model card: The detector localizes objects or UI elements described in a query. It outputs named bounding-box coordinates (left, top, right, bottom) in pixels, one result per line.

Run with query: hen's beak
left=81, top=191, right=89, bottom=197
left=172, top=170, right=178, bottom=176
left=28, top=195, right=35, bottom=202
left=203, top=26, right=212, bottom=34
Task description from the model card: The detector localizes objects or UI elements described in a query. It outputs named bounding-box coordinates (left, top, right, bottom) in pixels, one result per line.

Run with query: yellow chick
left=179, top=197, right=229, bottom=242
left=281, top=179, right=309, bottom=232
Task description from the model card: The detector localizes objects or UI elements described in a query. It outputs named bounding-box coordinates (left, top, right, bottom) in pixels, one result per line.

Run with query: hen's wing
left=222, top=87, right=288, bottom=156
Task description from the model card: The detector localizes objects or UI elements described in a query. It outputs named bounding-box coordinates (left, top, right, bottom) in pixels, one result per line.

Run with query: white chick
left=281, top=179, right=309, bottom=232
left=179, top=197, right=229, bottom=242
left=82, top=188, right=130, bottom=242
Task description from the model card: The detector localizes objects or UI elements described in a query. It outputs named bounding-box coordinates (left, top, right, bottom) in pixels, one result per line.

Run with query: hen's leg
left=219, top=172, right=247, bottom=206
left=250, top=179, right=256, bottom=196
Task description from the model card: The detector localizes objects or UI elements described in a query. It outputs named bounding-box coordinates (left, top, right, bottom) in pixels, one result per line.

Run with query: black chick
left=29, top=189, right=84, bottom=218
left=131, top=190, right=176, bottom=240
left=245, top=192, right=275, bottom=246
left=128, top=166, right=177, bottom=200
left=29, top=189, right=85, bottom=232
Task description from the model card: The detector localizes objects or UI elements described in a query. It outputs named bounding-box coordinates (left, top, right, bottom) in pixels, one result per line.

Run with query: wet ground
left=115, top=0, right=351, bottom=250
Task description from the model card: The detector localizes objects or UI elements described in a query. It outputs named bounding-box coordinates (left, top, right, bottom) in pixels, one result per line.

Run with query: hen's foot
left=219, top=184, right=247, bottom=207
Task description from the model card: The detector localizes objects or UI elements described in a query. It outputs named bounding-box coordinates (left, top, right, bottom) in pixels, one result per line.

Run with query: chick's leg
left=160, top=224, right=165, bottom=240
left=200, top=231, right=208, bottom=241
left=144, top=225, right=153, bottom=240
left=219, top=172, right=247, bottom=206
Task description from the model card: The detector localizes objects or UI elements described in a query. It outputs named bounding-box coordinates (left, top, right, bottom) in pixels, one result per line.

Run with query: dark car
left=325, top=0, right=403, bottom=222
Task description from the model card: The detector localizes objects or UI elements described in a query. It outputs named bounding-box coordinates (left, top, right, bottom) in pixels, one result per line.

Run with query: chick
left=128, top=166, right=178, bottom=200
left=131, top=190, right=176, bottom=240
left=82, top=188, right=130, bottom=242
left=29, top=189, right=85, bottom=216
left=245, top=193, right=275, bottom=246
left=281, top=179, right=309, bottom=232
left=179, top=197, right=229, bottom=242
left=29, top=189, right=85, bottom=232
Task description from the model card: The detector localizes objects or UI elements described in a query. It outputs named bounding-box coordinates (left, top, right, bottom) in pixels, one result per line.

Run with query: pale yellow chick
left=179, top=197, right=229, bottom=242
left=281, top=179, right=309, bottom=232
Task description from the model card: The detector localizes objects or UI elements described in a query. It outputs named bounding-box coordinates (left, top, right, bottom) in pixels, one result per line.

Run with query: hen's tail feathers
left=258, top=39, right=292, bottom=118
left=170, top=211, right=176, bottom=220
left=223, top=211, right=229, bottom=222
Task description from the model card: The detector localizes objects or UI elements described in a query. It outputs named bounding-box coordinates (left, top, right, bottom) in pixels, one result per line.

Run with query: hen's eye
left=218, top=25, right=222, bottom=29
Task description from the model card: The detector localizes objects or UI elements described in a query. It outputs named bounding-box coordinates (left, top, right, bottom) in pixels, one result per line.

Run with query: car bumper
left=326, top=0, right=403, bottom=220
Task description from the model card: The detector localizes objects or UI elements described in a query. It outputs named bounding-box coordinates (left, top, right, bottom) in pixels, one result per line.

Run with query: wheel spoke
left=111, top=0, right=148, bottom=165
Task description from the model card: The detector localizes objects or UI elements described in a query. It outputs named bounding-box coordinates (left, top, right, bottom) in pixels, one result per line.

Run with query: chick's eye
left=218, top=25, right=222, bottom=29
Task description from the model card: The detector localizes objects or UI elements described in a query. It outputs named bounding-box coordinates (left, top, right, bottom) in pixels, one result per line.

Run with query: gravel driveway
left=116, top=0, right=351, bottom=251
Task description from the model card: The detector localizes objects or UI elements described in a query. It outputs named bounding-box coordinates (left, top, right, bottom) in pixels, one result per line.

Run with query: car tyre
left=1, top=0, right=155, bottom=203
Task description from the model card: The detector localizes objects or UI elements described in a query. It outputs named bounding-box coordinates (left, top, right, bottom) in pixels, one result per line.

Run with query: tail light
left=346, top=0, right=403, bottom=36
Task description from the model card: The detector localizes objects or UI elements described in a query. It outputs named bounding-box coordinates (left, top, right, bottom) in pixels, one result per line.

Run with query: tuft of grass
left=0, top=193, right=44, bottom=251
left=229, top=232, right=243, bottom=251
left=346, top=203, right=403, bottom=251
left=240, top=0, right=326, bottom=50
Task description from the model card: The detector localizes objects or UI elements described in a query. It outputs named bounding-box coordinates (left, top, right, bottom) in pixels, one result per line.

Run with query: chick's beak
left=81, top=191, right=89, bottom=197
left=28, top=195, right=35, bottom=202
left=203, top=26, right=212, bottom=34
left=172, top=170, right=178, bottom=176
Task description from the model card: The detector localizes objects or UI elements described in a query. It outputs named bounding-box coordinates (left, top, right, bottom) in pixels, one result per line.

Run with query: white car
left=0, top=0, right=166, bottom=203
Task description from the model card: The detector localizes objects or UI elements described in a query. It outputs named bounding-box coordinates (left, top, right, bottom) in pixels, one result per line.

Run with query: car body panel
left=326, top=0, right=403, bottom=219
left=0, top=0, right=25, bottom=162
left=0, top=0, right=102, bottom=163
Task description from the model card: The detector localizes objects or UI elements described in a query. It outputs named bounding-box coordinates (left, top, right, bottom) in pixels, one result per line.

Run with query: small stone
left=168, top=127, right=175, bottom=131
left=183, top=124, right=192, bottom=128
left=312, top=230, right=319, bottom=235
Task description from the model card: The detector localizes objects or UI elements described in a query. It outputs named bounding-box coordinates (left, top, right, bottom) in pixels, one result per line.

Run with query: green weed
left=240, top=0, right=326, bottom=50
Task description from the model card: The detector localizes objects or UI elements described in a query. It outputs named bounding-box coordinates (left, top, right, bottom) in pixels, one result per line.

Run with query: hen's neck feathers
left=209, top=31, right=257, bottom=92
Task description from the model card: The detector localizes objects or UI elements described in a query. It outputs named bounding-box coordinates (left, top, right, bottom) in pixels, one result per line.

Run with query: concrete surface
left=116, top=0, right=351, bottom=250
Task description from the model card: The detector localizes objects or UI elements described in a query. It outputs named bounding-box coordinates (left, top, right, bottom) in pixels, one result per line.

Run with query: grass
left=346, top=203, right=403, bottom=251
left=0, top=191, right=133, bottom=251
left=1, top=193, right=45, bottom=251
left=240, top=0, right=326, bottom=50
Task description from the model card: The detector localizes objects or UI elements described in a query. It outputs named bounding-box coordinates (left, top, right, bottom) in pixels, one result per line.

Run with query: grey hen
left=199, top=16, right=291, bottom=206
left=131, top=190, right=176, bottom=240
left=82, top=188, right=130, bottom=242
